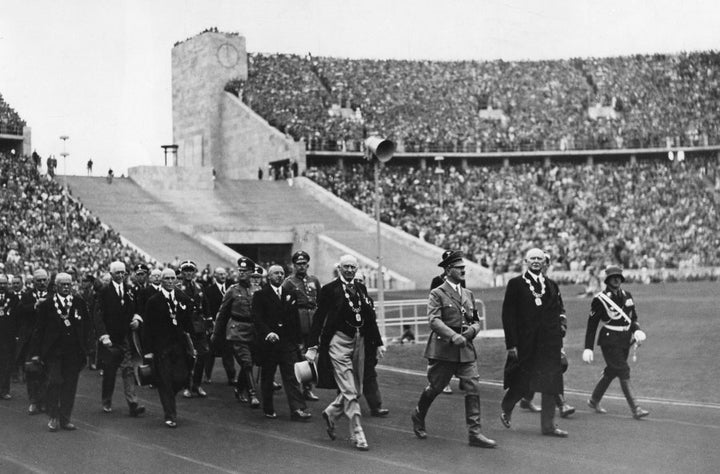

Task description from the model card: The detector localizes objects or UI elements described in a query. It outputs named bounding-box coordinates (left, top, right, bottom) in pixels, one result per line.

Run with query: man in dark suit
left=500, top=248, right=568, bottom=437
left=16, top=269, right=50, bottom=415
left=0, top=274, right=20, bottom=399
left=306, top=255, right=384, bottom=451
left=411, top=250, right=496, bottom=448
left=94, top=261, right=145, bottom=416
left=253, top=265, right=311, bottom=421
left=143, top=268, right=195, bottom=428
left=30, top=273, right=89, bottom=432
left=204, top=266, right=236, bottom=385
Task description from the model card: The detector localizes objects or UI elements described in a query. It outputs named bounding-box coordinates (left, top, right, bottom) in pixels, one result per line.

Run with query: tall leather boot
left=244, top=367, right=260, bottom=408
left=465, top=395, right=496, bottom=448
left=411, top=388, right=437, bottom=439
left=619, top=378, right=649, bottom=419
left=555, top=393, right=575, bottom=418
left=588, top=374, right=613, bottom=413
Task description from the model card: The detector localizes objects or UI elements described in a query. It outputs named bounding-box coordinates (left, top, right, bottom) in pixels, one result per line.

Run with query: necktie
left=276, top=287, right=282, bottom=299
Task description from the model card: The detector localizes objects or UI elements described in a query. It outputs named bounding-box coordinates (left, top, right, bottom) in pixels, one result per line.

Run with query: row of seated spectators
left=0, top=93, right=25, bottom=135
left=0, top=152, right=150, bottom=281
left=306, top=155, right=719, bottom=274
left=232, top=51, right=720, bottom=153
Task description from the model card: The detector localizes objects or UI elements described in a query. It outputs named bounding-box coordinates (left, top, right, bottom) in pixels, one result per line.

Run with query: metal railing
left=380, top=298, right=486, bottom=344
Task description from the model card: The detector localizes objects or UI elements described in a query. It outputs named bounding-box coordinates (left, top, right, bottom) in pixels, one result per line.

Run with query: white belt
left=603, top=324, right=630, bottom=332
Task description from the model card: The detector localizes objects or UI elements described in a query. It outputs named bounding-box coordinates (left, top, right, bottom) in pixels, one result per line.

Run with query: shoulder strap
left=596, top=292, right=631, bottom=324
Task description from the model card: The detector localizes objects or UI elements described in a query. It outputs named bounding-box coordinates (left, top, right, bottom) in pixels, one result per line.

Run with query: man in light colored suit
left=411, top=250, right=496, bottom=448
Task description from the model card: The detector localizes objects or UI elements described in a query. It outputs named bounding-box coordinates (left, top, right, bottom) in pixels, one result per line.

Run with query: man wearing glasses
left=94, top=261, right=145, bottom=417
left=411, top=250, right=496, bottom=448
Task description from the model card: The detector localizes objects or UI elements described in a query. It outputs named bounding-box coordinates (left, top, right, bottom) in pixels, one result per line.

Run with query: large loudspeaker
left=365, top=137, right=396, bottom=162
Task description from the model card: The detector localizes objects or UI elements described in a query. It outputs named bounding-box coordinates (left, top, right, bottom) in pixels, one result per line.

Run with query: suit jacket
left=423, top=281, right=480, bottom=363
left=252, top=284, right=301, bottom=354
left=16, top=289, right=50, bottom=357
left=94, top=281, right=137, bottom=344
left=501, top=271, right=565, bottom=393
left=30, top=294, right=89, bottom=361
left=134, top=283, right=159, bottom=320
left=309, top=279, right=383, bottom=389
left=0, top=292, right=20, bottom=342
left=142, top=290, right=193, bottom=356
left=205, top=281, right=227, bottom=319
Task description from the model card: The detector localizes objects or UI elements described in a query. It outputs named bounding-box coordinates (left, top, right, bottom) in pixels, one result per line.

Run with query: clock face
left=217, top=43, right=239, bottom=68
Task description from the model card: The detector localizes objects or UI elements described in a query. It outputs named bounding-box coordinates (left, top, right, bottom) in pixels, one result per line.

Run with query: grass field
left=382, top=281, right=720, bottom=405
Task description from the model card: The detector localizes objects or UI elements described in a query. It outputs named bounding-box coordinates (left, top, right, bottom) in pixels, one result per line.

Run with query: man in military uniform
left=130, top=264, right=151, bottom=316
left=212, top=257, right=260, bottom=408
left=500, top=248, right=568, bottom=437
left=16, top=269, right=50, bottom=414
left=29, top=273, right=90, bottom=432
left=0, top=275, right=20, bottom=399
left=204, top=266, right=236, bottom=385
left=411, top=250, right=496, bottom=448
left=583, top=266, right=649, bottom=419
left=177, top=261, right=211, bottom=398
left=282, top=250, right=321, bottom=401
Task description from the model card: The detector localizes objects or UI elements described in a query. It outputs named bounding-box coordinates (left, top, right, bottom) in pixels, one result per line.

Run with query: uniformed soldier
left=212, top=257, right=260, bottom=408
left=177, top=261, right=211, bottom=398
left=0, top=275, right=20, bottom=399
left=411, top=250, right=496, bottom=448
left=583, top=266, right=649, bottom=419
left=282, top=250, right=321, bottom=401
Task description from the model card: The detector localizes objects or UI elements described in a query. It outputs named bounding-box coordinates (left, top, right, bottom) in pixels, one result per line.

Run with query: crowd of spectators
left=306, top=154, right=719, bottom=273
left=0, top=151, right=149, bottom=282
left=0, top=93, right=25, bottom=136
left=233, top=51, right=720, bottom=153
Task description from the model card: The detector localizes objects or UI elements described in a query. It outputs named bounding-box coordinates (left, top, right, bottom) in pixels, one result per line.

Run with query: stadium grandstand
left=230, top=51, right=720, bottom=153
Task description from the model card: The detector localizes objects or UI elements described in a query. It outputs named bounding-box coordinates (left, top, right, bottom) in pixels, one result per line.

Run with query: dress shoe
left=322, top=410, right=336, bottom=440
left=442, top=385, right=453, bottom=394
left=353, top=430, right=369, bottom=451
left=165, top=419, right=177, bottom=428
left=236, top=390, right=249, bottom=404
left=469, top=433, right=497, bottom=448
left=520, top=399, right=541, bottom=412
left=587, top=399, right=607, bottom=414
left=249, top=396, right=261, bottom=408
left=411, top=408, right=427, bottom=439
left=290, top=409, right=312, bottom=421
left=500, top=412, right=511, bottom=428
left=1, top=393, right=12, bottom=400
left=193, top=387, right=208, bottom=398
left=102, top=404, right=113, bottom=414
left=28, top=403, right=40, bottom=415
left=559, top=404, right=576, bottom=418
left=303, top=390, right=319, bottom=401
left=370, top=408, right=389, bottom=417
left=61, top=422, right=77, bottom=431
left=129, top=404, right=146, bottom=417
left=542, top=427, right=569, bottom=438
left=48, top=418, right=59, bottom=432
left=182, top=389, right=193, bottom=398
left=264, top=411, right=278, bottom=419
left=633, top=407, right=649, bottom=419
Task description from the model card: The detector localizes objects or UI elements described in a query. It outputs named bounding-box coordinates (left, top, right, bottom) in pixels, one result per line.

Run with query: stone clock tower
left=171, top=32, right=248, bottom=170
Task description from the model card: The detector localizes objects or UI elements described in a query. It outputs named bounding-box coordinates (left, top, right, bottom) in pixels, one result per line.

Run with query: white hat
left=294, top=360, right=318, bottom=385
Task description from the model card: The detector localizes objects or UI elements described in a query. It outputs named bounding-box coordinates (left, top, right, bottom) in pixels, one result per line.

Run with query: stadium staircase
left=64, top=175, right=488, bottom=288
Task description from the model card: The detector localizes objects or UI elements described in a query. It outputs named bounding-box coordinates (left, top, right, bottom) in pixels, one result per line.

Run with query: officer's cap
left=292, top=251, right=310, bottom=264
left=439, top=250, right=464, bottom=268
left=179, top=260, right=197, bottom=272
left=237, top=257, right=254, bottom=271
left=134, top=263, right=150, bottom=274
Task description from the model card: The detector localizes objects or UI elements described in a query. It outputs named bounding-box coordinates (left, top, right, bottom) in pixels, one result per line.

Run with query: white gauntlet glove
left=633, top=330, right=646, bottom=344
left=582, top=349, right=594, bottom=364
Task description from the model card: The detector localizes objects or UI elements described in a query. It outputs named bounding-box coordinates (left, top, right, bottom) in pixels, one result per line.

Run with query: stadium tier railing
left=380, top=298, right=486, bottom=344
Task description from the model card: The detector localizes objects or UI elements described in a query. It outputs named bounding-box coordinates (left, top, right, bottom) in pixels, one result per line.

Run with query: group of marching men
left=0, top=247, right=648, bottom=451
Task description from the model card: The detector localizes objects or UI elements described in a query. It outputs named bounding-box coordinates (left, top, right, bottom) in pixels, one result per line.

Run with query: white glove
left=633, top=330, right=646, bottom=344
left=377, top=345, right=386, bottom=359
left=582, top=349, right=594, bottom=364
left=305, top=346, right=318, bottom=363
left=100, top=334, right=112, bottom=347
